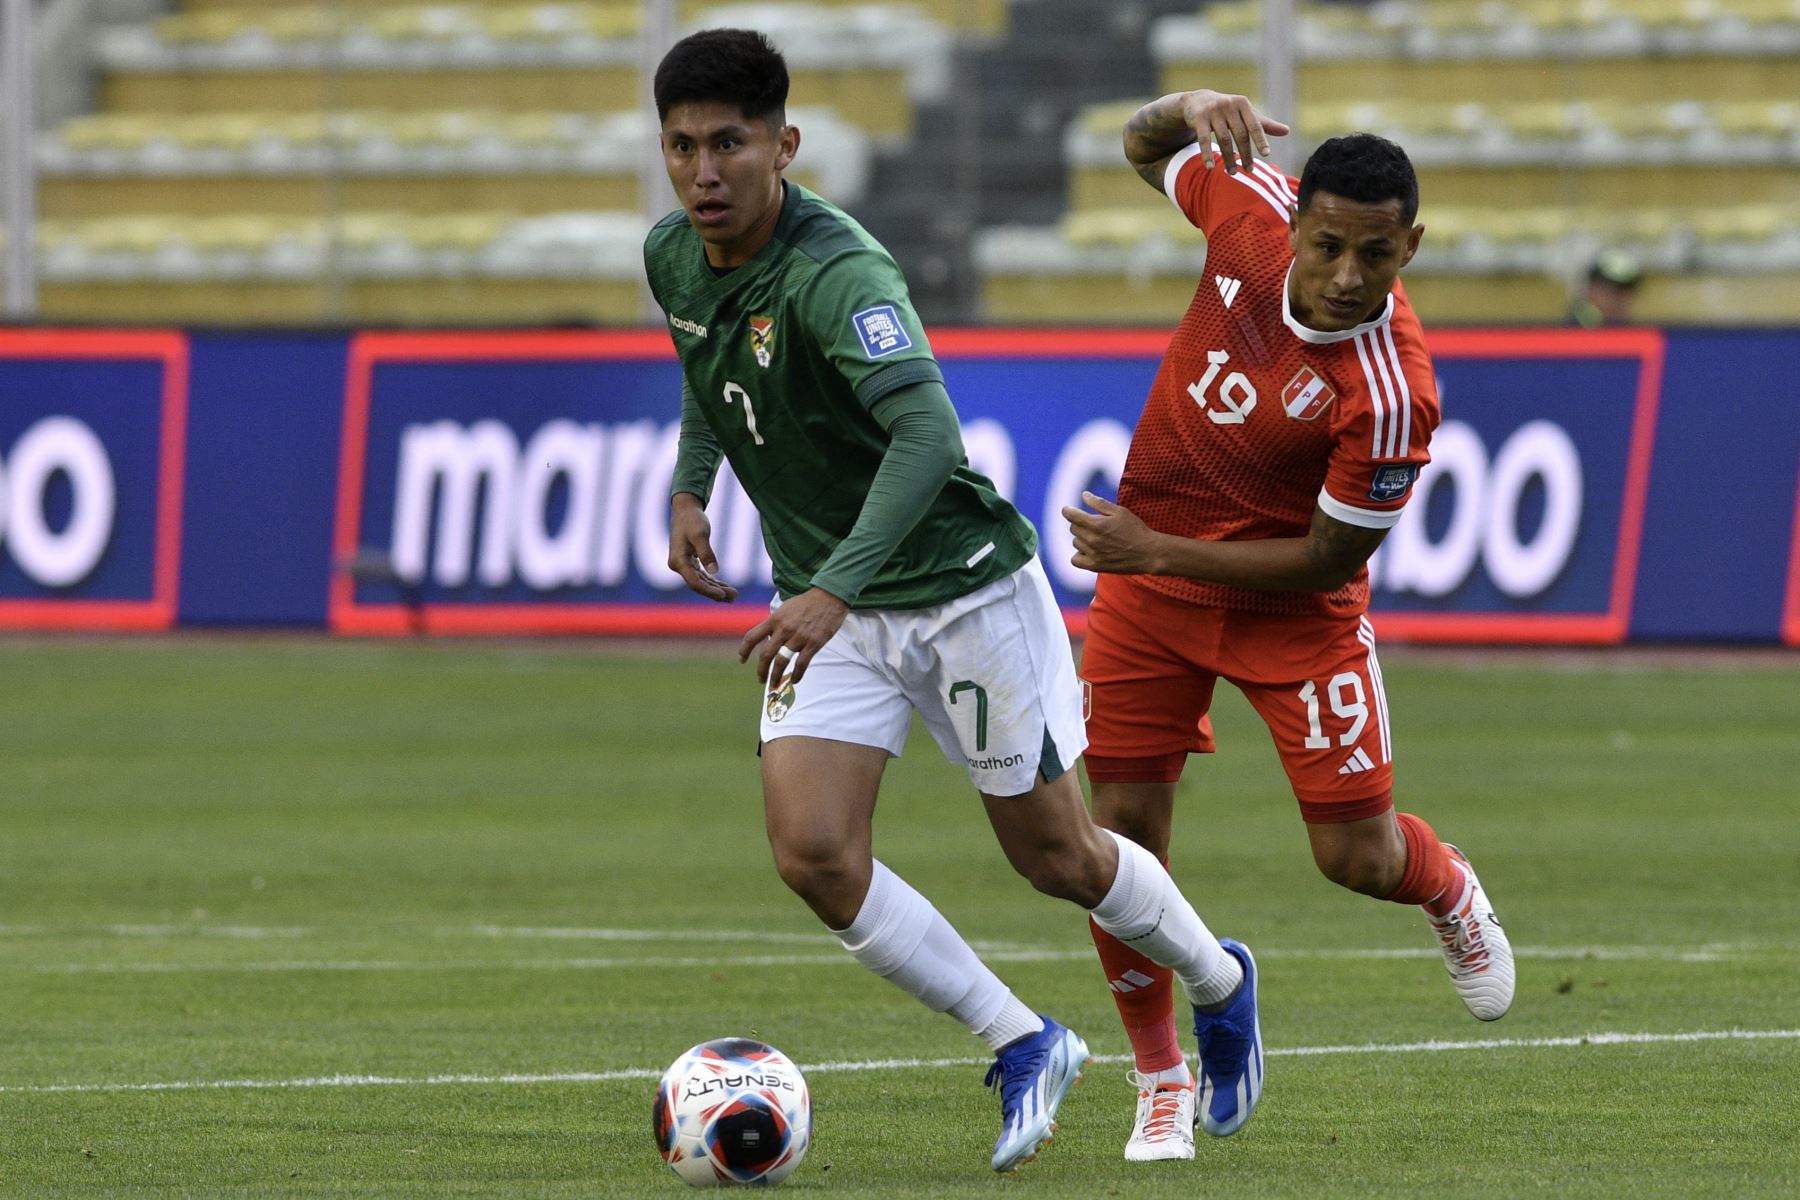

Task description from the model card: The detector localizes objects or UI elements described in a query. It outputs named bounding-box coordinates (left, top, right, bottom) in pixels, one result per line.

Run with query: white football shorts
left=757, top=557, right=1088, bottom=797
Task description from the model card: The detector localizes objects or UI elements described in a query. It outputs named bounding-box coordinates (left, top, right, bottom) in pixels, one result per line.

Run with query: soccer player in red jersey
left=1063, top=89, right=1516, bottom=1161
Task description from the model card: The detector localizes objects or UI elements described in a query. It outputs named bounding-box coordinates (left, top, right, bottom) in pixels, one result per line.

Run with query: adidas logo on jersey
left=1215, top=275, right=1243, bottom=309
left=1338, top=747, right=1377, bottom=775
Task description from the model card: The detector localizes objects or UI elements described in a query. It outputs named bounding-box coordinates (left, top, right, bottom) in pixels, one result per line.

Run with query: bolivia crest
left=766, top=676, right=796, bottom=722
left=1282, top=366, right=1336, bottom=421
left=749, top=315, right=776, bottom=368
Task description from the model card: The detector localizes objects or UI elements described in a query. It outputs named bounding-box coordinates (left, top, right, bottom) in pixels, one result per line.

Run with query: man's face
left=660, top=101, right=798, bottom=269
left=1286, top=192, right=1422, bottom=332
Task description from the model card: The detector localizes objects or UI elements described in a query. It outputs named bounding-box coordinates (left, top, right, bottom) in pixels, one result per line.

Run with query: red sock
left=1385, top=812, right=1462, bottom=914
left=1089, top=883, right=1183, bottom=1073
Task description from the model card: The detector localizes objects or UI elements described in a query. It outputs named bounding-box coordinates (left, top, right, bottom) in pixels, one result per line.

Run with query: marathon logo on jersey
left=1282, top=366, right=1336, bottom=421
left=851, top=305, right=913, bottom=360
left=1369, top=464, right=1419, bottom=502
left=748, top=315, right=776, bottom=368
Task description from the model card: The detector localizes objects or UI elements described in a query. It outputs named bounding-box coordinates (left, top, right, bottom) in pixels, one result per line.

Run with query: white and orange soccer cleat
left=1123, top=1071, right=1196, bottom=1161
left=1429, top=846, right=1515, bottom=1021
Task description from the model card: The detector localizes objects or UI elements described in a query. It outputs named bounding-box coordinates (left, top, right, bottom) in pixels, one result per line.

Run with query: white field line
left=4, top=1028, right=1796, bottom=1096
left=470, top=926, right=840, bottom=945
left=23, top=941, right=1769, bottom=975
left=0, top=924, right=1769, bottom=966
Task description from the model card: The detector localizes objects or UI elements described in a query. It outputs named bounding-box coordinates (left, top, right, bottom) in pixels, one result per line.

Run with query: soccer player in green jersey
left=645, top=29, right=1262, bottom=1171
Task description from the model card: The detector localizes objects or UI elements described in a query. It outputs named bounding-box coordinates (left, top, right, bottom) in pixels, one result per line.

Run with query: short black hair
left=1297, top=132, right=1419, bottom=226
left=653, top=29, right=789, bottom=126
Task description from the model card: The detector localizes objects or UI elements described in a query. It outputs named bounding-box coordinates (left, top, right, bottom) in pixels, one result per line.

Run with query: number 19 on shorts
left=1297, top=674, right=1370, bottom=750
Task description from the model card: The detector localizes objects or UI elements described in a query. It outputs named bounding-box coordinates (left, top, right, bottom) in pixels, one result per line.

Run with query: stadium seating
left=30, top=0, right=1800, bottom=326
left=978, top=0, right=1800, bottom=325
left=33, top=2, right=934, bottom=324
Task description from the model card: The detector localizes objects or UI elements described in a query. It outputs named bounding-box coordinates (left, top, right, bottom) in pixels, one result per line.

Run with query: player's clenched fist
left=1063, top=491, right=1167, bottom=575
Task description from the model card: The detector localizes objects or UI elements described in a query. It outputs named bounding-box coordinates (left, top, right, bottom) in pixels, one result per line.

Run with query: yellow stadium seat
left=404, top=211, right=508, bottom=250
left=1630, top=0, right=1721, bottom=31
left=1077, top=101, right=1142, bottom=140
left=1497, top=102, right=1583, bottom=140
left=1707, top=100, right=1799, bottom=136
left=1205, top=1, right=1262, bottom=36
left=1061, top=208, right=1199, bottom=249
left=1690, top=204, right=1788, bottom=241
left=1478, top=207, right=1574, bottom=244
left=1714, top=0, right=1800, bottom=25
left=152, top=11, right=252, bottom=44
left=576, top=4, right=640, bottom=39
left=57, top=114, right=162, bottom=151
left=264, top=8, right=342, bottom=42
left=1516, top=0, right=1616, bottom=32
left=83, top=216, right=182, bottom=253
left=336, top=213, right=411, bottom=248
left=185, top=215, right=286, bottom=252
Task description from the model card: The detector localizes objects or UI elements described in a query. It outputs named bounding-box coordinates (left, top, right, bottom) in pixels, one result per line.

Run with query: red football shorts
left=1080, top=574, right=1395, bottom=824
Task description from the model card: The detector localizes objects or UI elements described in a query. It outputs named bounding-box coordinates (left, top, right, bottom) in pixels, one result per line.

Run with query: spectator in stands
left=1569, top=248, right=1643, bottom=327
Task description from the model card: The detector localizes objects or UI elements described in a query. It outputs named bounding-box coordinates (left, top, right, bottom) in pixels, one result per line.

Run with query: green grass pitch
left=1, top=637, right=1797, bottom=1197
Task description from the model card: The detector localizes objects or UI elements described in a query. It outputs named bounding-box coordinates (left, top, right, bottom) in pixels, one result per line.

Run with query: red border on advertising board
left=1370, top=327, right=1665, bottom=645
left=0, top=328, right=187, bottom=631
left=331, top=328, right=1181, bottom=635
left=1783, top=459, right=1800, bottom=647
left=331, top=327, right=1663, bottom=642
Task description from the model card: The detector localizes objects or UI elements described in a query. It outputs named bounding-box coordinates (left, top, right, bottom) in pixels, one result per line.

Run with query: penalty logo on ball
left=653, top=1037, right=812, bottom=1187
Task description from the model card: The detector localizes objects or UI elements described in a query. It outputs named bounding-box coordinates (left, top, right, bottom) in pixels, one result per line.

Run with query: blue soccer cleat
left=1192, top=938, right=1263, bottom=1137
left=985, top=1016, right=1091, bottom=1173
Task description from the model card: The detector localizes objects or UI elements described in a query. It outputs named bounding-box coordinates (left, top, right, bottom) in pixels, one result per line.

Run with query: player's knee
left=1008, top=833, right=1112, bottom=908
left=768, top=837, right=860, bottom=909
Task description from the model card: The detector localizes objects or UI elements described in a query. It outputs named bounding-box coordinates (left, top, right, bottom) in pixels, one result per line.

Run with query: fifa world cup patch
left=851, top=304, right=913, bottom=359
left=748, top=314, right=776, bottom=368
left=1369, top=464, right=1420, bottom=502
left=1281, top=366, right=1336, bottom=421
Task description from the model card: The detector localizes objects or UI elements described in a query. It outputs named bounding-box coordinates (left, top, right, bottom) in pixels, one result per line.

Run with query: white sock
left=833, top=860, right=1042, bottom=1052
left=1149, top=1062, right=1193, bottom=1088
left=1089, top=830, right=1243, bottom=1009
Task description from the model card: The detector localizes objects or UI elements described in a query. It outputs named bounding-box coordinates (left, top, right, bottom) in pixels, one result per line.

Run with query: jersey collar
left=1281, top=263, right=1396, bottom=344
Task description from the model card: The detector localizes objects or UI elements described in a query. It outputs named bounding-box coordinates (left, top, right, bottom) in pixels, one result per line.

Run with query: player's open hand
left=1180, top=89, right=1291, bottom=174
left=739, top=586, right=849, bottom=686
left=1063, top=491, right=1167, bottom=576
left=668, top=494, right=738, bottom=603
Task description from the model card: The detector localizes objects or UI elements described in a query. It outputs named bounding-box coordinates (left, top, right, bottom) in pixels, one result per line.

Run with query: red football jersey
left=1116, top=143, right=1441, bottom=618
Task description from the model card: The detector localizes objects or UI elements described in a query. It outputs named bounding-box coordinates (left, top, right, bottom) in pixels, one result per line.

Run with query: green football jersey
left=644, top=181, right=1036, bottom=609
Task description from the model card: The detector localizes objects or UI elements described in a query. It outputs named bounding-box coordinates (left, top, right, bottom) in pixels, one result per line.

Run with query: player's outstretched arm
left=1123, top=90, right=1291, bottom=189
left=1064, top=493, right=1384, bottom=593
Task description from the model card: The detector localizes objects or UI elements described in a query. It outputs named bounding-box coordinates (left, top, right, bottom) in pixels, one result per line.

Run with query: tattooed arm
left=1063, top=494, right=1387, bottom=593
left=1123, top=90, right=1292, bottom=191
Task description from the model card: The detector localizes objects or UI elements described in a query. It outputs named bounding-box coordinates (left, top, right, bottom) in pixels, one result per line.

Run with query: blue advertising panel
left=0, top=330, right=187, bottom=629
left=180, top=332, right=354, bottom=626
left=1366, top=329, right=1662, bottom=643
left=2, top=325, right=1796, bottom=642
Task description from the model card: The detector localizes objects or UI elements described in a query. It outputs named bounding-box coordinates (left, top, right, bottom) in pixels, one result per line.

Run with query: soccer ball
left=652, top=1037, right=811, bottom=1187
